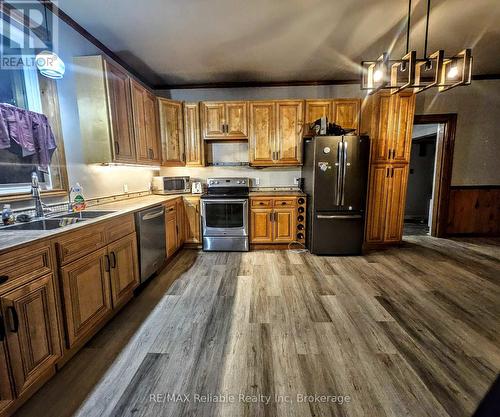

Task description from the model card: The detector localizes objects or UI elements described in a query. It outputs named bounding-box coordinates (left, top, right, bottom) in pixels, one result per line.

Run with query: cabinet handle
left=104, top=254, right=110, bottom=272
left=386, top=167, right=390, bottom=177
left=114, top=141, right=120, bottom=155
left=392, top=149, right=396, bottom=159
left=110, top=251, right=117, bottom=268
left=148, top=148, right=153, bottom=159
left=281, top=201, right=287, bottom=205
left=0, top=315, right=5, bottom=341
left=8, top=307, right=18, bottom=333
left=391, top=167, right=395, bottom=177
left=0, top=275, right=8, bottom=285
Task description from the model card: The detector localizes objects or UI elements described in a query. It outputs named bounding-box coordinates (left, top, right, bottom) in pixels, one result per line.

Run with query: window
left=0, top=6, right=67, bottom=199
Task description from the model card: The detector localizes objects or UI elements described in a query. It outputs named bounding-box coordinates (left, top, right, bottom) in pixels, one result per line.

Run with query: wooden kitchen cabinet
left=200, top=101, right=248, bottom=139
left=107, top=233, right=140, bottom=309
left=249, top=101, right=275, bottom=165
left=250, top=197, right=300, bottom=244
left=176, top=198, right=185, bottom=248
left=184, top=197, right=201, bottom=244
left=365, top=164, right=409, bottom=243
left=365, top=91, right=415, bottom=164
left=74, top=55, right=136, bottom=164
left=250, top=208, right=274, bottom=243
left=165, top=200, right=182, bottom=257
left=304, top=98, right=360, bottom=135
left=0, top=342, right=14, bottom=414
left=59, top=248, right=113, bottom=348
left=249, top=100, right=304, bottom=166
left=130, top=79, right=161, bottom=165
left=0, top=274, right=62, bottom=396
left=184, top=103, right=205, bottom=166
left=158, top=98, right=185, bottom=166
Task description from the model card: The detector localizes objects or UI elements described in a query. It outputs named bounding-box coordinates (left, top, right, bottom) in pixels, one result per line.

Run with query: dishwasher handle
left=142, top=208, right=165, bottom=221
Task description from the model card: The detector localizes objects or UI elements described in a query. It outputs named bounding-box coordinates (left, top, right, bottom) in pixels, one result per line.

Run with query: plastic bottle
left=2, top=204, right=14, bottom=225
left=70, top=183, right=87, bottom=212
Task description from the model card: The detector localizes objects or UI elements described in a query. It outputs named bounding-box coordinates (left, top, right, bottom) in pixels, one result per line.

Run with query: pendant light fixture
left=361, top=0, right=472, bottom=94
left=35, top=6, right=65, bottom=80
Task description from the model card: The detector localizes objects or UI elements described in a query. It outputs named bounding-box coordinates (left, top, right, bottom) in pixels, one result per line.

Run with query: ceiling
left=57, top=0, right=500, bottom=87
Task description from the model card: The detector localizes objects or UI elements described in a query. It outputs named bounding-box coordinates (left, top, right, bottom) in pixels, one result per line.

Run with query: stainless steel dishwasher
left=135, top=205, right=166, bottom=283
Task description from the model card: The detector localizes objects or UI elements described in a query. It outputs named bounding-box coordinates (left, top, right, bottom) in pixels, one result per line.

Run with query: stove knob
left=215, top=181, right=219, bottom=184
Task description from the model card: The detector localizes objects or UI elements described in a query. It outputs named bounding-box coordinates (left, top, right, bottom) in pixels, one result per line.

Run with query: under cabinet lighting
left=98, top=163, right=161, bottom=170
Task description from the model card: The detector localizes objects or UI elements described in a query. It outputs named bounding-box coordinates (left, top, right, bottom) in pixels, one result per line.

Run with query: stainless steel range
left=201, top=177, right=249, bottom=252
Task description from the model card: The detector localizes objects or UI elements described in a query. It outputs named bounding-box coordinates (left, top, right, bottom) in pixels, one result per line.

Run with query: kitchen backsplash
left=159, top=166, right=301, bottom=187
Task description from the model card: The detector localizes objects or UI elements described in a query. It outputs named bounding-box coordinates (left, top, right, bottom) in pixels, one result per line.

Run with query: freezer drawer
left=310, top=213, right=364, bottom=255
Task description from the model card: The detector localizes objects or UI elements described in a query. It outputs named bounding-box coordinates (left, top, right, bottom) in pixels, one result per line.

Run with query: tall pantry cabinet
left=363, top=91, right=416, bottom=245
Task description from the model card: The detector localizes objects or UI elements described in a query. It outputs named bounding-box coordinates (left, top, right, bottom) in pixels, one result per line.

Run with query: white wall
left=159, top=80, right=500, bottom=187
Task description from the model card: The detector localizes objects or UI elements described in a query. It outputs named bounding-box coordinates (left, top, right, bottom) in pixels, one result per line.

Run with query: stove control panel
left=207, top=178, right=249, bottom=188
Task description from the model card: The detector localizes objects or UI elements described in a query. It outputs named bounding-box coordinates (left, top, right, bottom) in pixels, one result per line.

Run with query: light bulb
left=373, top=69, right=383, bottom=82
left=448, top=65, right=459, bottom=79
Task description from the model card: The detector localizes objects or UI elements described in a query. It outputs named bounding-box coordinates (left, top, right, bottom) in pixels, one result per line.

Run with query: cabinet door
left=365, top=164, right=390, bottom=243
left=1, top=274, right=61, bottom=396
left=166, top=215, right=178, bottom=257
left=250, top=209, right=273, bottom=243
left=176, top=199, right=185, bottom=247
left=104, top=60, right=136, bottom=163
left=249, top=101, right=275, bottom=166
left=184, top=197, right=201, bottom=244
left=184, top=103, right=204, bottom=166
left=332, top=99, right=360, bottom=131
left=201, top=102, right=225, bottom=139
left=0, top=341, right=14, bottom=413
left=225, top=102, right=248, bottom=138
left=391, top=93, right=415, bottom=163
left=369, top=93, right=394, bottom=164
left=130, top=80, right=148, bottom=163
left=60, top=248, right=112, bottom=348
left=273, top=208, right=296, bottom=243
left=384, top=165, right=409, bottom=242
left=275, top=100, right=304, bottom=165
left=144, top=90, right=161, bottom=164
left=108, top=234, right=139, bottom=309
left=304, top=100, right=332, bottom=136
left=158, top=99, right=185, bottom=166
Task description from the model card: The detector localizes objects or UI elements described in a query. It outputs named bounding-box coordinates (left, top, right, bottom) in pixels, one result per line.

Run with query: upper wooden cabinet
left=158, top=98, right=185, bottom=166
left=200, top=101, right=248, bottom=139
left=0, top=273, right=62, bottom=396
left=249, top=100, right=304, bottom=166
left=365, top=91, right=415, bottom=164
left=184, top=103, right=205, bottom=166
left=304, top=99, right=360, bottom=135
left=74, top=55, right=136, bottom=164
left=130, top=79, right=161, bottom=165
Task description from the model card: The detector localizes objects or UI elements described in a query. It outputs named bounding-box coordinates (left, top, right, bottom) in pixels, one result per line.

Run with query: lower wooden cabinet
left=250, top=197, right=301, bottom=244
left=0, top=342, right=14, bottom=414
left=176, top=198, right=185, bottom=248
left=108, top=233, right=140, bottom=309
left=365, top=164, right=409, bottom=243
left=184, top=197, right=201, bottom=244
left=0, top=273, right=61, bottom=396
left=59, top=248, right=113, bottom=348
left=165, top=199, right=184, bottom=257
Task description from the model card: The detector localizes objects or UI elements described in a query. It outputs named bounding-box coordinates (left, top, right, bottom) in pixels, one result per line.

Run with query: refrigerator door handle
left=317, top=214, right=363, bottom=219
left=335, top=141, right=343, bottom=206
left=341, top=140, right=348, bottom=206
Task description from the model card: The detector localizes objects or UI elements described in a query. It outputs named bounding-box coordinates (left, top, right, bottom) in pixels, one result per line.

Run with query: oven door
left=201, top=199, right=248, bottom=237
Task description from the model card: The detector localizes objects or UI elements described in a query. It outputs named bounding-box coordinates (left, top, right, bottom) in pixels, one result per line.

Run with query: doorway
left=404, top=114, right=457, bottom=238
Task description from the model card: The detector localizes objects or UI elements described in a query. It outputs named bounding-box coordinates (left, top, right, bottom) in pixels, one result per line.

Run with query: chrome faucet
left=31, top=172, right=51, bottom=217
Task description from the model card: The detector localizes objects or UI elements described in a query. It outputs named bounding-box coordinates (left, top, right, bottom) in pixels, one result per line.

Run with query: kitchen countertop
left=0, top=194, right=190, bottom=255
left=249, top=191, right=306, bottom=197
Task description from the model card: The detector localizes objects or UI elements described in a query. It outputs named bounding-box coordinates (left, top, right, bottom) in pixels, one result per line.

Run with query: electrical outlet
left=123, top=184, right=129, bottom=193
left=254, top=178, right=260, bottom=186
left=294, top=177, right=300, bottom=185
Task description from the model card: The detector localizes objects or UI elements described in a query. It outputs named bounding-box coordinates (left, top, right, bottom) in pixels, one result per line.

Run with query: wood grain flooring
left=14, top=236, right=500, bottom=417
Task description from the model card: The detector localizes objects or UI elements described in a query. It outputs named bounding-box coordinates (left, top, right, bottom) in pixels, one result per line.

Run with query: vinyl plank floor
left=14, top=236, right=500, bottom=417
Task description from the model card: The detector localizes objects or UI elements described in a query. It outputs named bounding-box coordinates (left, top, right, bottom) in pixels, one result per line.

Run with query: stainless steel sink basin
left=53, top=210, right=116, bottom=219
left=2, top=218, right=86, bottom=231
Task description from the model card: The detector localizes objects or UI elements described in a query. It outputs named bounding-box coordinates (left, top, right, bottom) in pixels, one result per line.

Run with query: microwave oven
left=152, top=176, right=190, bottom=194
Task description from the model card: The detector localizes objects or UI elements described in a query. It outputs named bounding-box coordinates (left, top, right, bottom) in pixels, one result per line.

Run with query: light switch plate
left=123, top=184, right=128, bottom=193
left=254, top=178, right=260, bottom=186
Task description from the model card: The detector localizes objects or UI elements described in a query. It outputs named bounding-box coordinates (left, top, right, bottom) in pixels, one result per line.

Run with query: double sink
left=1, top=210, right=116, bottom=231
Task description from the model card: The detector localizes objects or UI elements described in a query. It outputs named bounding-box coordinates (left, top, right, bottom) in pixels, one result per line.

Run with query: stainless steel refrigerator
left=302, top=135, right=370, bottom=255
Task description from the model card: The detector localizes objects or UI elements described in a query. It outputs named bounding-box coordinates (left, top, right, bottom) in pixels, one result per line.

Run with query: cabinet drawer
left=251, top=199, right=272, bottom=208
left=165, top=202, right=177, bottom=220
left=105, top=214, right=135, bottom=243
left=55, top=225, right=107, bottom=266
left=274, top=198, right=296, bottom=207
left=0, top=243, right=53, bottom=293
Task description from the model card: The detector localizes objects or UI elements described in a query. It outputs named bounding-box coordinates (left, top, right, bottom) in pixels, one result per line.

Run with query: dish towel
left=0, top=102, right=57, bottom=169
